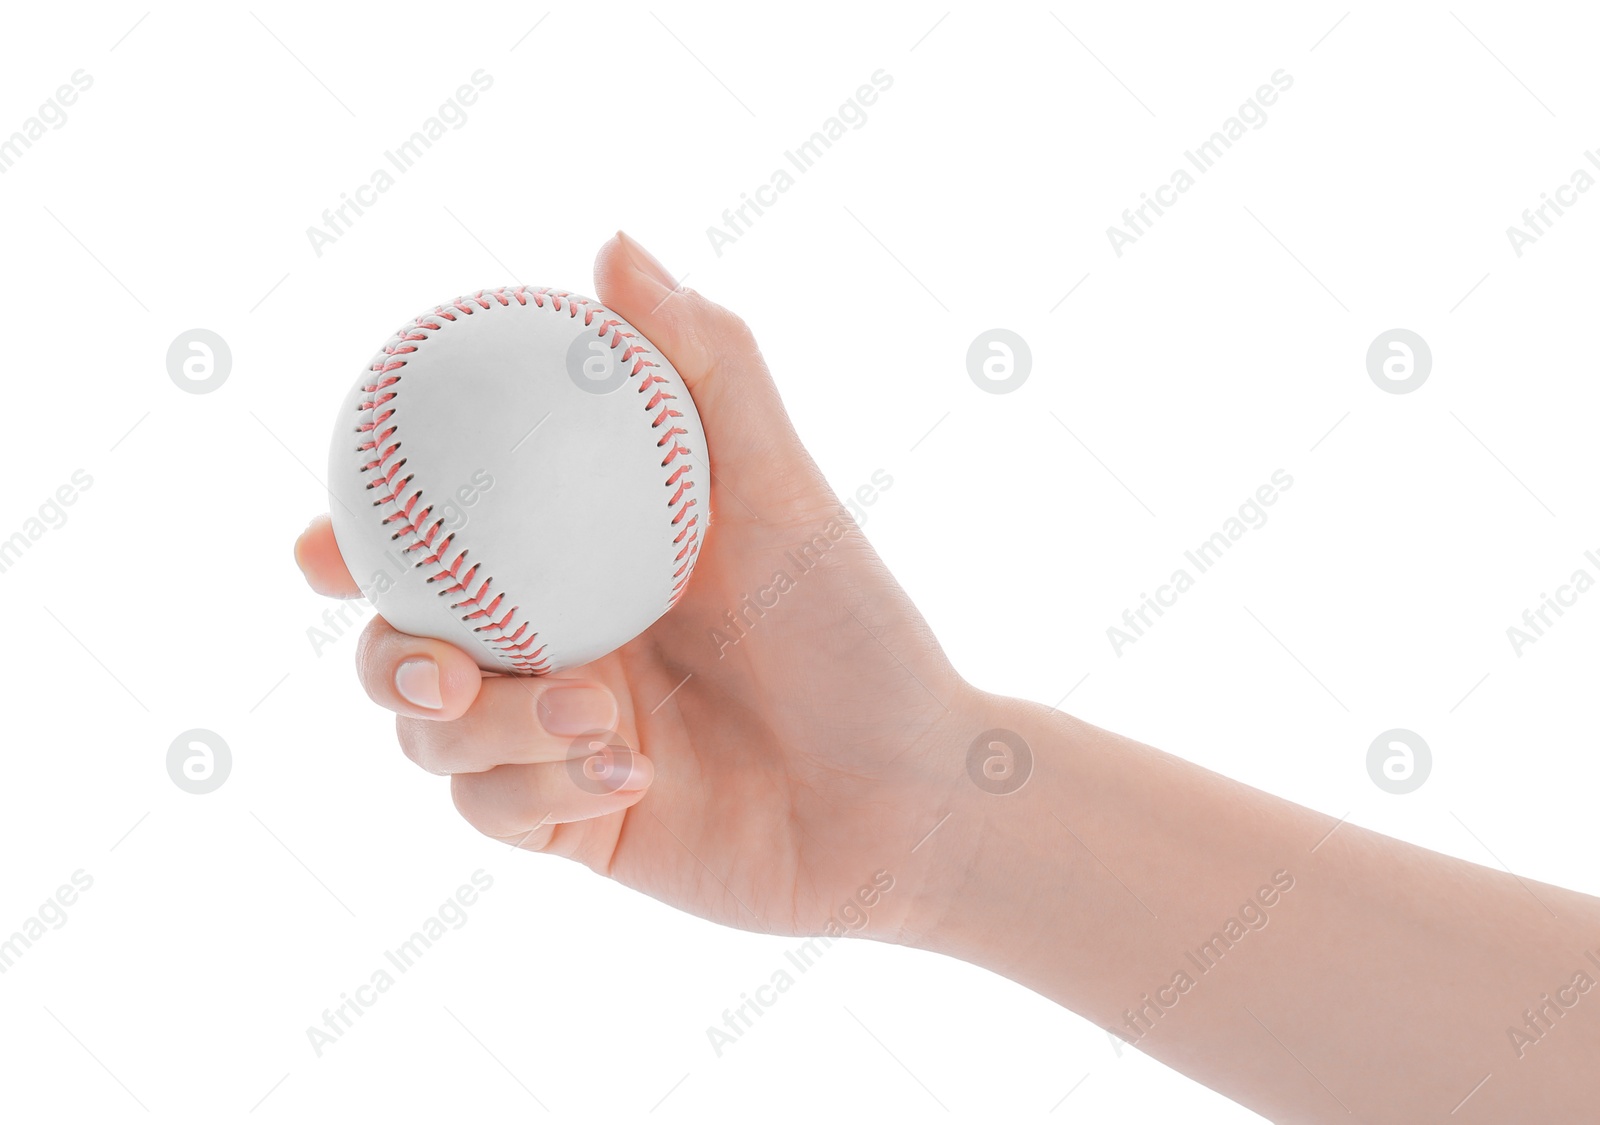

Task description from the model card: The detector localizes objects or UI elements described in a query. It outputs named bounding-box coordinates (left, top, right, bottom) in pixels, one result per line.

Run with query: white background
left=1, top=2, right=1596, bottom=1121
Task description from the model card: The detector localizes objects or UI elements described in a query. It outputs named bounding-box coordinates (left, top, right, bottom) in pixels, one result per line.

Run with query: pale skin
left=295, top=232, right=1600, bottom=1123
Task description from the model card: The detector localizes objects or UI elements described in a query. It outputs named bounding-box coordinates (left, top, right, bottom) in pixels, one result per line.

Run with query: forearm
left=901, top=693, right=1600, bottom=1123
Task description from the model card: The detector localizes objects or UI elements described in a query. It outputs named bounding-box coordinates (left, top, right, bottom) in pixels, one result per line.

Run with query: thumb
left=592, top=232, right=808, bottom=483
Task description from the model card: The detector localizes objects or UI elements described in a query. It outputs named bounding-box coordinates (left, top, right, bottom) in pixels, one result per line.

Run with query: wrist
left=888, top=692, right=1096, bottom=968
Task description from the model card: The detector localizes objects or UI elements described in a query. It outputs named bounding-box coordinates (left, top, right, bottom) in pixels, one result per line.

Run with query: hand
left=296, top=232, right=984, bottom=939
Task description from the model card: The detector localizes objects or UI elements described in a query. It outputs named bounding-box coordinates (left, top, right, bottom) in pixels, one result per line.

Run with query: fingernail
left=616, top=230, right=677, bottom=290
left=611, top=752, right=656, bottom=796
left=539, top=685, right=618, bottom=736
left=395, top=659, right=443, bottom=710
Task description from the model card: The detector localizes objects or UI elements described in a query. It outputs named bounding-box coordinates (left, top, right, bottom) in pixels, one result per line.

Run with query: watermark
left=710, top=470, right=893, bottom=657
left=0, top=870, right=94, bottom=974
left=705, top=870, right=895, bottom=1057
left=1506, top=946, right=1600, bottom=1059
left=167, top=329, right=233, bottom=394
left=1106, top=69, right=1294, bottom=257
left=1366, top=728, right=1430, bottom=794
left=0, top=70, right=93, bottom=175
left=307, top=598, right=376, bottom=657
left=1365, top=328, right=1431, bottom=394
left=707, top=69, right=894, bottom=257
left=1506, top=150, right=1600, bottom=257
left=1505, top=550, right=1599, bottom=656
left=306, top=869, right=494, bottom=1057
left=1107, top=870, right=1295, bottom=1049
left=306, top=70, right=494, bottom=257
left=841, top=469, right=893, bottom=528
left=565, top=729, right=637, bottom=794
left=168, top=729, right=232, bottom=795
left=566, top=326, right=630, bottom=395
left=966, top=728, right=1033, bottom=795
left=966, top=329, right=1031, bottom=395
left=0, top=469, right=94, bottom=577
left=311, top=469, right=495, bottom=655
left=1107, top=469, right=1294, bottom=655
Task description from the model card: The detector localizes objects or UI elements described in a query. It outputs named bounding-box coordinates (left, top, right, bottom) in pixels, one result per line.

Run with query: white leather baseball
left=327, top=287, right=707, bottom=674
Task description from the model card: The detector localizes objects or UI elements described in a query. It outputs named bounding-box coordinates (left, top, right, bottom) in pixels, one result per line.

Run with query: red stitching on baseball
left=352, top=286, right=703, bottom=671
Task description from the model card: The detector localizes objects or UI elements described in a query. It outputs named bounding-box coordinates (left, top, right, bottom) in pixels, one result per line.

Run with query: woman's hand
left=296, top=232, right=985, bottom=940
left=295, top=232, right=1600, bottom=1124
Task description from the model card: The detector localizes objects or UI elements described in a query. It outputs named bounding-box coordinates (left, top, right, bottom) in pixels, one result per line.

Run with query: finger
left=354, top=614, right=484, bottom=720
left=294, top=513, right=361, bottom=598
left=451, top=752, right=654, bottom=846
left=397, top=676, right=619, bottom=775
left=593, top=232, right=804, bottom=473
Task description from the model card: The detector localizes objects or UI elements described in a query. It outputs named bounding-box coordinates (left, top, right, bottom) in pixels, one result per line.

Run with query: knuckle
left=449, top=774, right=486, bottom=828
left=395, top=715, right=443, bottom=773
left=354, top=619, right=393, bottom=691
left=673, top=287, right=751, bottom=345
left=708, top=303, right=756, bottom=346
left=451, top=767, right=560, bottom=846
left=450, top=772, right=517, bottom=839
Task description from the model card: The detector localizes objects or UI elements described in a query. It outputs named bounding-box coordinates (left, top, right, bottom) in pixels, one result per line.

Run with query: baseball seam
left=352, top=286, right=702, bottom=674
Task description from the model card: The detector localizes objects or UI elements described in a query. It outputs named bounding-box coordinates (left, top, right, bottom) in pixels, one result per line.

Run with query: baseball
left=327, top=286, right=707, bottom=675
